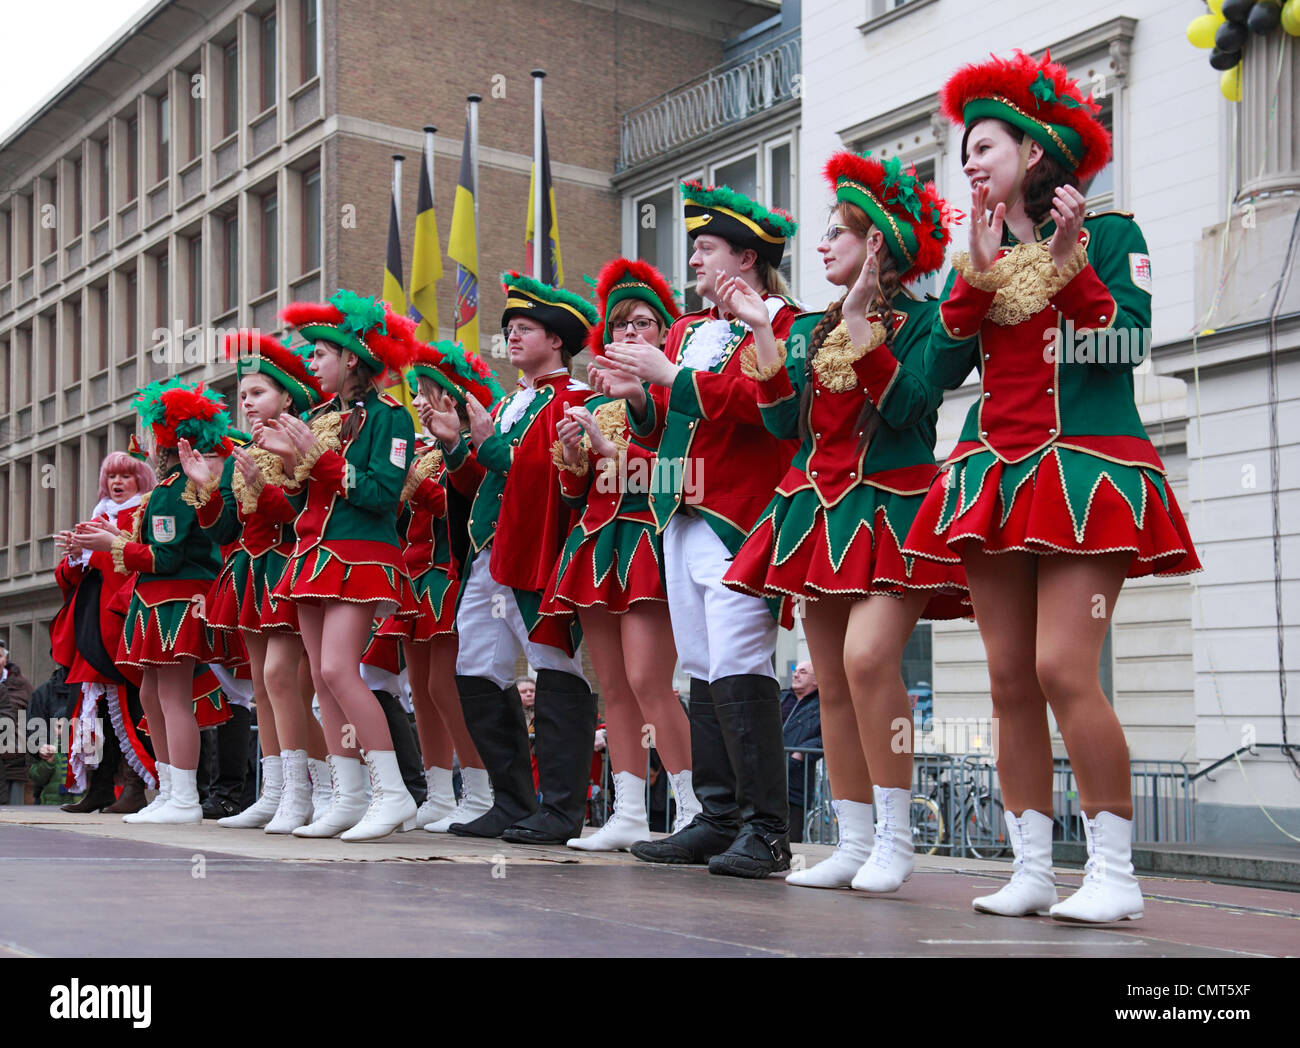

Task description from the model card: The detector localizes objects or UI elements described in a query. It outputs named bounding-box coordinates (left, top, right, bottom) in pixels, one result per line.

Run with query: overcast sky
left=0, top=0, right=149, bottom=139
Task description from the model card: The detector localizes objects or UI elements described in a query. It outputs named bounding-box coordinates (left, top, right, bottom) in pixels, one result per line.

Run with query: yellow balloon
left=1187, top=12, right=1222, bottom=47
left=1208, top=0, right=1224, bottom=15
left=1282, top=0, right=1300, bottom=35
left=1220, top=64, right=1242, bottom=103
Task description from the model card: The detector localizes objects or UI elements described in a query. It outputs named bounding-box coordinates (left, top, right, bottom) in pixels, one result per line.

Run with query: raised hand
left=715, top=275, right=770, bottom=331
left=177, top=438, right=213, bottom=487
left=969, top=181, right=1005, bottom=273
left=73, top=519, right=120, bottom=552
left=568, top=404, right=617, bottom=459
left=256, top=416, right=297, bottom=458
left=555, top=410, right=586, bottom=467
left=422, top=391, right=463, bottom=446
left=844, top=249, right=881, bottom=318
left=603, top=340, right=679, bottom=388
left=1048, top=184, right=1087, bottom=274
left=464, top=394, right=496, bottom=448
left=279, top=415, right=318, bottom=454
left=232, top=445, right=264, bottom=492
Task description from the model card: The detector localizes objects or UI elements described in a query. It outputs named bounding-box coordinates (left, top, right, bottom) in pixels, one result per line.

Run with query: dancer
left=75, top=380, right=235, bottom=824
left=52, top=450, right=157, bottom=813
left=903, top=51, right=1201, bottom=922
left=181, top=330, right=332, bottom=833
left=547, top=258, right=701, bottom=851
left=598, top=182, right=802, bottom=877
left=721, top=152, right=965, bottom=891
left=265, top=291, right=420, bottom=841
left=381, top=340, right=505, bottom=831
left=421, top=273, right=597, bottom=844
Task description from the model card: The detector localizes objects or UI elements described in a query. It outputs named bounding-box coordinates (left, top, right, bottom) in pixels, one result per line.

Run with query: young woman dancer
left=180, top=331, right=333, bottom=833
left=547, top=258, right=701, bottom=851
left=75, top=380, right=235, bottom=824
left=376, top=339, right=505, bottom=831
left=263, top=290, right=420, bottom=841
left=902, top=52, right=1201, bottom=922
left=53, top=451, right=157, bottom=813
left=721, top=152, right=965, bottom=891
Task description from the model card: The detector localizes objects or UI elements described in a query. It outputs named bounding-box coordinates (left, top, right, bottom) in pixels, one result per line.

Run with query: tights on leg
left=425, top=635, right=482, bottom=770
left=242, top=633, right=279, bottom=758
left=138, top=669, right=168, bottom=765
left=296, top=604, right=360, bottom=758
left=404, top=640, right=455, bottom=769
left=309, top=602, right=394, bottom=753
left=262, top=632, right=323, bottom=755
left=156, top=658, right=200, bottom=770
left=579, top=609, right=644, bottom=777
left=1036, top=552, right=1133, bottom=820
left=962, top=548, right=1054, bottom=817
left=294, top=649, right=327, bottom=761
left=619, top=605, right=690, bottom=775
left=802, top=599, right=872, bottom=804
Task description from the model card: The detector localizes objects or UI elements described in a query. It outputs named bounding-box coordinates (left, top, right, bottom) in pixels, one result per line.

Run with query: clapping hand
left=969, top=181, right=1005, bottom=273
left=177, top=438, right=213, bottom=487
left=464, top=395, right=497, bottom=447
left=1048, top=185, right=1086, bottom=274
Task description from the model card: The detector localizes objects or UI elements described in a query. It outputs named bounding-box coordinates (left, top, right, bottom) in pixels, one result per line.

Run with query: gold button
left=814, top=433, right=821, bottom=440
left=849, top=472, right=856, bottom=479
left=984, top=352, right=990, bottom=360
left=1099, top=315, right=1108, bottom=322
left=1046, top=388, right=1054, bottom=395
left=980, top=430, right=988, bottom=438
left=688, top=421, right=695, bottom=429
left=673, top=494, right=681, bottom=501
left=810, top=471, right=818, bottom=478
left=954, top=327, right=962, bottom=335
left=815, top=389, right=821, bottom=397
left=857, top=431, right=864, bottom=438
left=491, top=521, right=497, bottom=528
left=497, top=493, right=502, bottom=500
left=511, top=439, right=519, bottom=446
left=1049, top=428, right=1057, bottom=435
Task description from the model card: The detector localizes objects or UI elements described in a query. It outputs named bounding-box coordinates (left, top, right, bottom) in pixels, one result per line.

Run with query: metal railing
left=616, top=27, right=801, bottom=171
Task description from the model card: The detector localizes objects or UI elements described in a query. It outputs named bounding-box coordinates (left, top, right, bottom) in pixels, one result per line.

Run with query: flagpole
left=422, top=124, right=436, bottom=198
left=391, top=153, right=404, bottom=229
left=467, top=95, right=481, bottom=232
left=531, top=69, right=545, bottom=282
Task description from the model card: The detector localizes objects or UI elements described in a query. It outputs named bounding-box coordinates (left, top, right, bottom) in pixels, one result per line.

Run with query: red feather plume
left=587, top=257, right=681, bottom=355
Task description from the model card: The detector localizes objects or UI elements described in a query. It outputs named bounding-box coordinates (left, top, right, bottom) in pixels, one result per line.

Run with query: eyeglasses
left=611, top=318, right=659, bottom=333
left=820, top=224, right=849, bottom=244
left=503, top=323, right=540, bottom=339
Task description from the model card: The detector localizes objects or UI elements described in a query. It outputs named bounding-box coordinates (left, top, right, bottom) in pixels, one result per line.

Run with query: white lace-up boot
left=146, top=766, right=203, bottom=824
left=339, top=751, right=419, bottom=841
left=973, top=809, right=1058, bottom=916
left=667, top=768, right=702, bottom=833
left=124, top=763, right=171, bottom=824
left=425, top=767, right=493, bottom=833
left=293, top=755, right=368, bottom=838
left=307, top=757, right=332, bottom=823
left=264, top=750, right=313, bottom=834
left=1050, top=811, right=1144, bottom=923
left=216, top=756, right=282, bottom=829
left=567, top=771, right=650, bottom=851
left=851, top=786, right=914, bottom=893
left=416, top=767, right=457, bottom=829
left=787, top=799, right=873, bottom=889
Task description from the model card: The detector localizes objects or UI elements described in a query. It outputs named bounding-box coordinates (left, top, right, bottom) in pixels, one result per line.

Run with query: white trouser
left=454, top=553, right=586, bottom=690
left=662, top=514, right=777, bottom=683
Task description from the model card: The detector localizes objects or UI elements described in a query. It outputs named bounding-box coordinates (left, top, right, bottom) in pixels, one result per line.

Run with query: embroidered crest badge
left=152, top=515, right=177, bottom=543
left=390, top=437, right=408, bottom=469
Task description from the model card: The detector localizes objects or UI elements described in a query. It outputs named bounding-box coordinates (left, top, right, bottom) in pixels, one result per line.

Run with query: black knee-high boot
left=448, top=676, right=538, bottom=838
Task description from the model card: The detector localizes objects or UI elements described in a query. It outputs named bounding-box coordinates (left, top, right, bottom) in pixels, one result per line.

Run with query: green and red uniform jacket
left=194, top=453, right=303, bottom=559
left=924, top=211, right=1161, bottom=473
left=629, top=295, right=802, bottom=555
left=443, top=371, right=591, bottom=595
left=400, top=441, right=452, bottom=578
left=557, top=397, right=656, bottom=535
left=292, top=388, right=415, bottom=571
left=114, top=465, right=223, bottom=605
left=754, top=295, right=944, bottom=503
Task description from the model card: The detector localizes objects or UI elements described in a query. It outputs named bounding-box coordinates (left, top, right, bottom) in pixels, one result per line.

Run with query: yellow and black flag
left=409, top=147, right=441, bottom=342
left=382, top=184, right=407, bottom=314
left=524, top=115, right=562, bottom=287
left=448, top=118, right=479, bottom=356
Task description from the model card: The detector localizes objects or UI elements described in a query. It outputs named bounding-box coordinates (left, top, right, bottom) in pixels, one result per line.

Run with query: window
left=124, top=269, right=138, bottom=360
left=44, top=176, right=57, bottom=256
left=301, top=0, right=318, bottom=81
left=69, top=299, right=83, bottom=382
left=302, top=168, right=321, bottom=271
left=0, top=340, right=8, bottom=414
left=71, top=159, right=83, bottom=237
left=261, top=191, right=278, bottom=291
left=155, top=253, right=169, bottom=330
left=635, top=186, right=674, bottom=278
left=15, top=325, right=31, bottom=406
left=39, top=312, right=55, bottom=395
left=187, top=235, right=202, bottom=327
left=19, top=193, right=33, bottom=270
left=222, top=42, right=239, bottom=137
left=261, top=13, right=277, bottom=111
left=1, top=209, right=10, bottom=282
left=222, top=213, right=239, bottom=311
left=156, top=95, right=170, bottom=182
left=767, top=140, right=794, bottom=288
left=125, top=115, right=139, bottom=201
left=712, top=153, right=758, bottom=201
left=1082, top=95, right=1115, bottom=209
left=94, top=285, right=109, bottom=371
left=97, top=139, right=110, bottom=221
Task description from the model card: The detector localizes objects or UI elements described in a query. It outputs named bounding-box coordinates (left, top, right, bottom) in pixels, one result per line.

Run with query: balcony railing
left=617, top=27, right=801, bottom=172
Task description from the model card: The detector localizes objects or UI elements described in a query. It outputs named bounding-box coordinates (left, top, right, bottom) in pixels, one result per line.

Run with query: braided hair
left=797, top=202, right=903, bottom=454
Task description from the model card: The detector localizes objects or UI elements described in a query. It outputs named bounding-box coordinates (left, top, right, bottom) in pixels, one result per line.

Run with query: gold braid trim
left=739, top=339, right=788, bottom=381
left=551, top=439, right=589, bottom=476
left=293, top=410, right=344, bottom=486
left=110, top=536, right=129, bottom=575
left=585, top=400, right=631, bottom=484
left=813, top=319, right=887, bottom=393
left=958, top=243, right=1090, bottom=327
left=127, top=493, right=151, bottom=543
left=180, top=476, right=220, bottom=509
left=953, top=251, right=1011, bottom=293
left=231, top=447, right=287, bottom=515
left=400, top=447, right=444, bottom=503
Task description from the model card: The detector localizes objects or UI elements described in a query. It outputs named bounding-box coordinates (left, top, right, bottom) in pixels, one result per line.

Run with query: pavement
left=1, top=806, right=1296, bottom=958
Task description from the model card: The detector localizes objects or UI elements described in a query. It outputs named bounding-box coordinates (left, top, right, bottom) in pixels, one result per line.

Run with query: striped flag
left=448, top=118, right=479, bottom=356
left=381, top=169, right=418, bottom=426
left=524, top=115, right=562, bottom=287
left=409, top=148, right=442, bottom=342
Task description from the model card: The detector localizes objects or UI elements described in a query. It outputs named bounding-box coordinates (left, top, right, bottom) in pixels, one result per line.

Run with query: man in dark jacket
left=782, top=661, right=822, bottom=844
left=26, top=664, right=83, bottom=805
left=1, top=642, right=34, bottom=805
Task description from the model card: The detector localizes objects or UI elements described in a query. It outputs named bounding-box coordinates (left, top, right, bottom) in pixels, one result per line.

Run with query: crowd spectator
left=26, top=664, right=84, bottom=806
left=1, top=641, right=34, bottom=805
left=782, top=660, right=822, bottom=843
